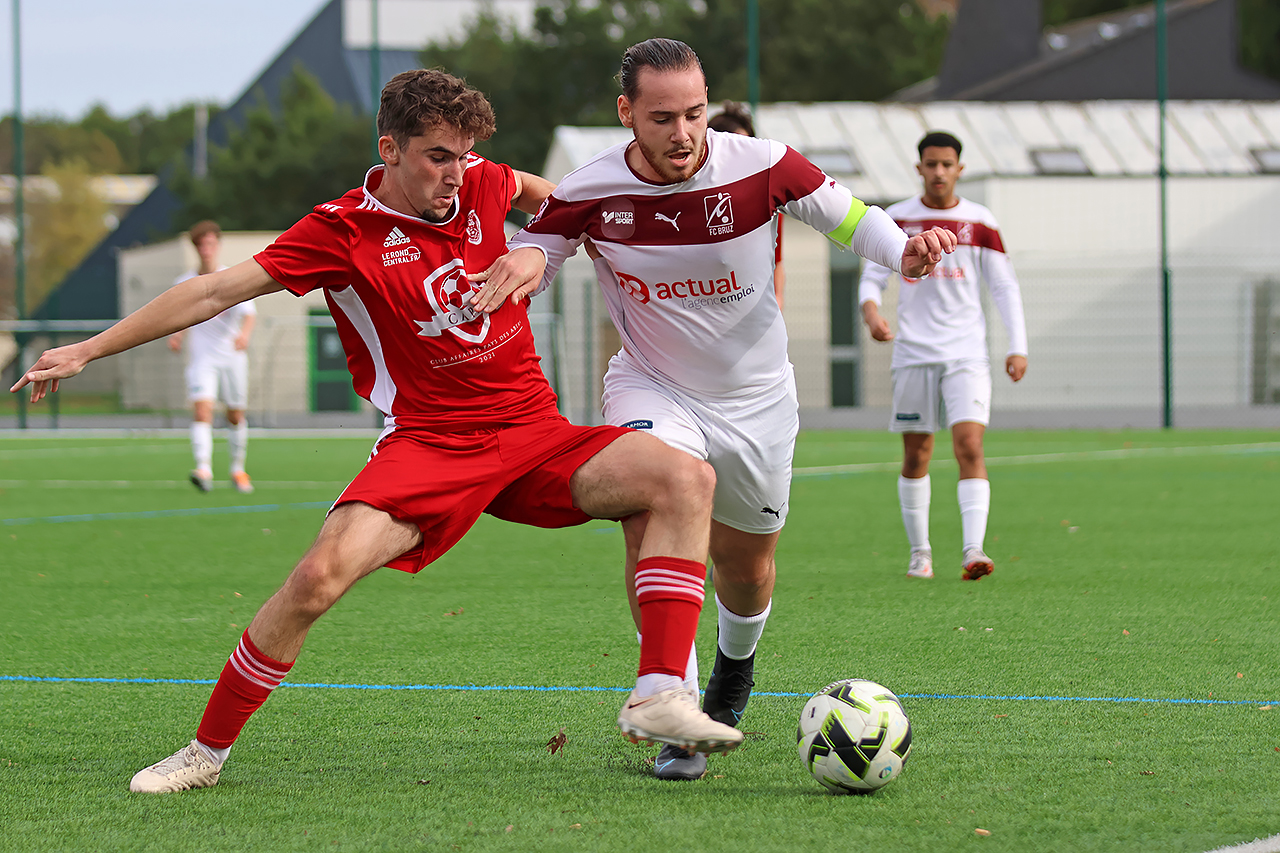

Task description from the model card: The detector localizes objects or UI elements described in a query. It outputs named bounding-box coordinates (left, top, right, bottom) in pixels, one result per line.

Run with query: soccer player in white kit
left=167, top=221, right=257, bottom=494
left=504, top=39, right=956, bottom=779
left=858, top=131, right=1028, bottom=581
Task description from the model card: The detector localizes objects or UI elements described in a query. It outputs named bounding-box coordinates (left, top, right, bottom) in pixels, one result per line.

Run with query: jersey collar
left=361, top=165, right=460, bottom=226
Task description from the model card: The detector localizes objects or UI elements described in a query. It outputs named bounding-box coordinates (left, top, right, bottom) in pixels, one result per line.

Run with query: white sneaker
left=129, top=741, right=221, bottom=793
left=907, top=549, right=934, bottom=579
left=189, top=469, right=213, bottom=493
left=962, top=548, right=995, bottom=581
left=618, top=688, right=744, bottom=755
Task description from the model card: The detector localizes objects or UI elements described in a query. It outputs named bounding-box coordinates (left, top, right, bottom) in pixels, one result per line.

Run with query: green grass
left=1, top=430, right=1278, bottom=852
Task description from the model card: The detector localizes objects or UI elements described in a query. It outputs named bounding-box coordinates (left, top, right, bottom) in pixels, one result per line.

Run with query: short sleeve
left=254, top=212, right=353, bottom=296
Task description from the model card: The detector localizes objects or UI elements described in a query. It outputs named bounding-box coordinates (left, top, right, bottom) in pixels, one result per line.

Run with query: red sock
left=195, top=631, right=293, bottom=749
left=635, top=556, right=706, bottom=677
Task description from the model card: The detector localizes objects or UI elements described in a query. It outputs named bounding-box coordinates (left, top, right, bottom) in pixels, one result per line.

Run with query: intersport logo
left=614, top=270, right=747, bottom=305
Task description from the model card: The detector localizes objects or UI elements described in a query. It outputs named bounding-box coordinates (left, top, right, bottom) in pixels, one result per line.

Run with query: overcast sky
left=0, top=0, right=327, bottom=119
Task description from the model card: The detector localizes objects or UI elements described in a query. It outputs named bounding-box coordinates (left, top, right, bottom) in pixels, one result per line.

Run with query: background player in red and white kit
left=859, top=131, right=1028, bottom=582
left=167, top=220, right=257, bottom=495
left=11, top=68, right=743, bottom=793
left=496, top=39, right=956, bottom=780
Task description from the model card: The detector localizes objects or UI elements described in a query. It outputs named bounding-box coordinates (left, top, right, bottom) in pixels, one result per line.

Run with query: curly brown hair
left=377, top=69, right=497, bottom=147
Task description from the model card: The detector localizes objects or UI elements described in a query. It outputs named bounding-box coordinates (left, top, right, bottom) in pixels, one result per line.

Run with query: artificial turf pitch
left=1, top=429, right=1277, bottom=852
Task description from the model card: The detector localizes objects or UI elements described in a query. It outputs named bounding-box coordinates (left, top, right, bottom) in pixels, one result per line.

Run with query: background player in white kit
left=858, top=131, right=1028, bottom=581
left=167, top=220, right=257, bottom=494
left=503, top=39, right=956, bottom=779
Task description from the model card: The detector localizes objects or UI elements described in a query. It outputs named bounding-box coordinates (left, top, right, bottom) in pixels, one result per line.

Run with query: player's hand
left=234, top=334, right=250, bottom=351
left=866, top=314, right=894, bottom=342
left=9, top=343, right=91, bottom=403
left=466, top=247, right=547, bottom=314
left=900, top=226, right=956, bottom=279
left=1006, top=355, right=1027, bottom=382
left=167, top=333, right=183, bottom=353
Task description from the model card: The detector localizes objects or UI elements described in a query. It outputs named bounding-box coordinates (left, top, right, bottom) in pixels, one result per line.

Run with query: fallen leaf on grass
left=546, top=729, right=567, bottom=755
left=1237, top=673, right=1244, bottom=679
left=994, top=714, right=1009, bottom=719
left=975, top=828, right=991, bottom=836
left=416, top=779, right=430, bottom=785
left=443, top=607, right=464, bottom=617
left=1123, top=630, right=1130, bottom=635
left=1140, top=771, right=1155, bottom=776
left=505, top=825, right=513, bottom=832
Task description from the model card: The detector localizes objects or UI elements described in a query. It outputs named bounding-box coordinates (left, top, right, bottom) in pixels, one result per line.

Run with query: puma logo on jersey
left=655, top=212, right=681, bottom=231
left=384, top=227, right=410, bottom=247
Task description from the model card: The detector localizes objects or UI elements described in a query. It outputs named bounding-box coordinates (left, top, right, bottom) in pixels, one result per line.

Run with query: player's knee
left=283, top=557, right=348, bottom=619
left=665, top=455, right=715, bottom=515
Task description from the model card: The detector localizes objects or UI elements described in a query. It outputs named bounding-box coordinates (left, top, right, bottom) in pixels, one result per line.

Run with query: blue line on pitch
left=2, top=675, right=1274, bottom=708
left=2, top=502, right=332, bottom=526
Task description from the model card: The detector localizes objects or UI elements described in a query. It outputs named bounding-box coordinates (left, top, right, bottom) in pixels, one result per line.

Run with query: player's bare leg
left=188, top=399, right=215, bottom=492
left=572, top=432, right=742, bottom=757
left=951, top=421, right=993, bottom=580
left=700, top=522, right=777, bottom=728
left=899, top=432, right=935, bottom=578
left=130, top=503, right=420, bottom=792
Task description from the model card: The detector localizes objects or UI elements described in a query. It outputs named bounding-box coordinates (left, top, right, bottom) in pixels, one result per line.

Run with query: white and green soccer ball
left=796, top=678, right=913, bottom=794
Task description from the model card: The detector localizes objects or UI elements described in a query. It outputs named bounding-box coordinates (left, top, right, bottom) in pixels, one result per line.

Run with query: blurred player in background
left=500, top=38, right=956, bottom=780
left=706, top=101, right=786, bottom=310
left=859, top=131, right=1028, bottom=581
left=167, top=221, right=257, bottom=494
left=13, top=68, right=742, bottom=793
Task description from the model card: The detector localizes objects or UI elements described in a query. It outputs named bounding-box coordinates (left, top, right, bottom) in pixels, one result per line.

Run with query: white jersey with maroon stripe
left=858, top=196, right=1028, bottom=368
left=513, top=128, right=901, bottom=398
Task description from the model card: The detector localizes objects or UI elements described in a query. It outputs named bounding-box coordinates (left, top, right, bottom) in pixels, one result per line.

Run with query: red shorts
left=334, top=418, right=632, bottom=573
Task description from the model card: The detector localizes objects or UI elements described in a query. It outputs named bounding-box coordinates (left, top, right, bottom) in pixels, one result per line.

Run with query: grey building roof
left=549, top=100, right=1280, bottom=206
left=897, top=0, right=1280, bottom=102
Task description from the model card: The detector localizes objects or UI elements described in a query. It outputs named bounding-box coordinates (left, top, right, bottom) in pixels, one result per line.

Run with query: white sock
left=634, top=673, right=683, bottom=698
left=957, top=478, right=991, bottom=552
left=194, top=740, right=230, bottom=766
left=638, top=632, right=699, bottom=694
left=898, top=474, right=931, bottom=552
left=190, top=421, right=213, bottom=473
left=227, top=420, right=249, bottom=475
left=716, top=594, right=771, bottom=660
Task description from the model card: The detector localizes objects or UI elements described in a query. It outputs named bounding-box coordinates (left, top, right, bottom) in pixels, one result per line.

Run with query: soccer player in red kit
left=11, top=68, right=742, bottom=793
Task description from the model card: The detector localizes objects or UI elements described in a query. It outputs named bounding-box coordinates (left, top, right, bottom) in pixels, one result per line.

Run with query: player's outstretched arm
left=900, top=226, right=957, bottom=278
left=11, top=259, right=282, bottom=403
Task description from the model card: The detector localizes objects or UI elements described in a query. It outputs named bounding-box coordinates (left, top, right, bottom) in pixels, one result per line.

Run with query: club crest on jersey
left=600, top=198, right=636, bottom=239
left=415, top=258, right=491, bottom=344
left=704, top=192, right=734, bottom=236
left=466, top=210, right=483, bottom=245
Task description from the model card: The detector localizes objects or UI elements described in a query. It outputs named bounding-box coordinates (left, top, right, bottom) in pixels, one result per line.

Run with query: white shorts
left=890, top=358, right=991, bottom=434
left=601, top=353, right=798, bottom=534
left=185, top=354, right=249, bottom=409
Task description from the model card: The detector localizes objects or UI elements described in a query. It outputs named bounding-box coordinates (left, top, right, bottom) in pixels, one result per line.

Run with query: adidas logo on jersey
left=384, top=227, right=410, bottom=247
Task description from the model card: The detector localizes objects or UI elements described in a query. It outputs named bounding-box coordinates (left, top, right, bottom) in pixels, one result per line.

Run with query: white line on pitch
left=795, top=442, right=1280, bottom=477
left=1202, top=833, right=1280, bottom=853
left=0, top=480, right=346, bottom=489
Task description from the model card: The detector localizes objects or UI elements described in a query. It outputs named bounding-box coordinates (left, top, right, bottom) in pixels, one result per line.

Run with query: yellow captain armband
left=826, top=198, right=869, bottom=248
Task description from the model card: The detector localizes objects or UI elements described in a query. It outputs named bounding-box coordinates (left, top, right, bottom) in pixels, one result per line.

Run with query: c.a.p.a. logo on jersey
left=414, top=258, right=491, bottom=344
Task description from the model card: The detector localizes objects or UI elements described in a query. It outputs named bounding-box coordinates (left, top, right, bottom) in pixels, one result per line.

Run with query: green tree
left=23, top=158, right=111, bottom=311
left=421, top=0, right=949, bottom=176
left=170, top=66, right=372, bottom=232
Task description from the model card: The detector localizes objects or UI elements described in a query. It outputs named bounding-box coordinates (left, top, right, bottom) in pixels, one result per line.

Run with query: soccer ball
left=796, top=678, right=912, bottom=794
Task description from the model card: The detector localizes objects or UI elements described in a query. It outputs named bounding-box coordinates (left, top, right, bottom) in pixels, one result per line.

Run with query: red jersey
left=255, top=159, right=561, bottom=432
